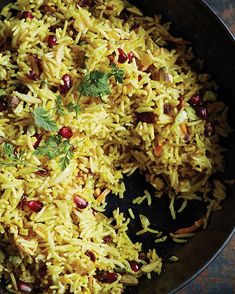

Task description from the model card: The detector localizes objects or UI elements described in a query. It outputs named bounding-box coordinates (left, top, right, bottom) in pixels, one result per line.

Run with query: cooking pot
left=0, top=0, right=234, bottom=293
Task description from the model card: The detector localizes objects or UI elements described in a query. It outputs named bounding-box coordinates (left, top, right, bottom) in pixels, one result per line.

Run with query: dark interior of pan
left=0, top=0, right=235, bottom=293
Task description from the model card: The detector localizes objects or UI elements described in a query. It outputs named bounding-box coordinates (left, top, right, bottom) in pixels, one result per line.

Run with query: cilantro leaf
left=79, top=70, right=111, bottom=98
left=59, top=140, right=74, bottom=170
left=34, top=135, right=74, bottom=170
left=34, top=136, right=61, bottom=159
left=33, top=107, right=58, bottom=132
left=2, top=143, right=15, bottom=160
left=56, top=95, right=65, bottom=116
left=111, top=64, right=124, bottom=83
left=66, top=102, right=76, bottom=112
left=0, top=142, right=42, bottom=171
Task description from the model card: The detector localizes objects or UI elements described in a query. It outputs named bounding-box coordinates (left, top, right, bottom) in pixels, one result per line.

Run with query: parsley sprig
left=55, top=95, right=65, bottom=116
left=33, top=107, right=58, bottom=132
left=0, top=142, right=43, bottom=170
left=34, top=135, right=74, bottom=170
left=77, top=64, right=124, bottom=116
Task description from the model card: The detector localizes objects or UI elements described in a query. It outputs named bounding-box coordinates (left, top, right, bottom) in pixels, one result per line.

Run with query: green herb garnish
left=0, top=142, right=42, bottom=170
left=32, top=107, right=58, bottom=132
left=111, top=64, right=124, bottom=83
left=79, top=70, right=111, bottom=98
left=56, top=95, right=65, bottom=116
left=34, top=135, right=74, bottom=170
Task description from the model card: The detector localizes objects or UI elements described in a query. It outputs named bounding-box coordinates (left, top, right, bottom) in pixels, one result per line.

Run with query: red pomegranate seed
left=17, top=196, right=27, bottom=210
left=58, top=127, right=73, bottom=139
left=74, top=195, right=88, bottom=209
left=196, top=107, right=208, bottom=120
left=164, top=103, right=172, bottom=114
left=204, top=121, right=215, bottom=136
left=118, top=48, right=128, bottom=64
left=28, top=201, right=43, bottom=213
left=127, top=51, right=135, bottom=63
left=129, top=261, right=140, bottom=272
left=60, top=74, right=72, bottom=93
left=18, top=282, right=32, bottom=293
left=131, top=22, right=140, bottom=30
left=35, top=168, right=50, bottom=177
left=103, top=235, right=113, bottom=244
left=20, top=11, right=33, bottom=20
left=0, top=99, right=7, bottom=112
left=85, top=250, right=96, bottom=262
left=47, top=35, right=57, bottom=48
left=33, top=134, right=42, bottom=149
left=189, top=95, right=202, bottom=107
left=95, top=271, right=118, bottom=283
left=136, top=112, right=155, bottom=123
left=27, top=70, right=39, bottom=81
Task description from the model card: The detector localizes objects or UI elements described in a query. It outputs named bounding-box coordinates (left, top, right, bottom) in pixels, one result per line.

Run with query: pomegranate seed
left=164, top=103, right=172, bottom=114
left=189, top=95, right=202, bottom=107
left=0, top=99, right=7, bottom=112
left=196, top=107, right=208, bottom=120
left=127, top=51, right=135, bottom=63
left=28, top=201, right=43, bottom=213
left=35, top=168, right=50, bottom=177
left=58, top=127, right=73, bottom=139
left=60, top=74, right=72, bottom=93
left=47, top=35, right=57, bottom=48
left=17, top=196, right=27, bottom=210
left=20, top=11, right=33, bottom=20
left=204, top=121, right=215, bottom=136
left=177, top=96, right=184, bottom=110
left=85, top=250, right=96, bottom=262
left=74, top=195, right=88, bottom=209
left=118, top=48, right=128, bottom=64
left=129, top=261, right=140, bottom=272
left=33, top=134, right=42, bottom=149
left=136, top=112, right=155, bottom=123
left=27, top=70, right=39, bottom=81
left=95, top=271, right=118, bottom=283
left=131, top=22, right=140, bottom=30
left=103, top=235, right=113, bottom=244
left=18, top=282, right=32, bottom=293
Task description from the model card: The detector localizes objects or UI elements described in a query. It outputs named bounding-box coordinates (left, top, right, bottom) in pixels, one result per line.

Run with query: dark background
left=179, top=0, right=235, bottom=293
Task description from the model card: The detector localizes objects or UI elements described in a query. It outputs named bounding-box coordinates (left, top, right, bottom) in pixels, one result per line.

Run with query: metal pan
left=0, top=0, right=234, bottom=293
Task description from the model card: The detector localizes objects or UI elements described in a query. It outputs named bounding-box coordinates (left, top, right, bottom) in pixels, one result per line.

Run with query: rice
left=0, top=0, right=231, bottom=293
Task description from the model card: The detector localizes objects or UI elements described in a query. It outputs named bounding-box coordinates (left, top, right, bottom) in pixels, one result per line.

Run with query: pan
left=0, top=0, right=234, bottom=293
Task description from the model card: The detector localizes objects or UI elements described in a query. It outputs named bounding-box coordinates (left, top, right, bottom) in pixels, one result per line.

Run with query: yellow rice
left=0, top=0, right=231, bottom=293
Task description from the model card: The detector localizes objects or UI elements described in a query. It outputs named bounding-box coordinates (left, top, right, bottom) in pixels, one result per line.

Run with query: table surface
left=178, top=0, right=235, bottom=293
